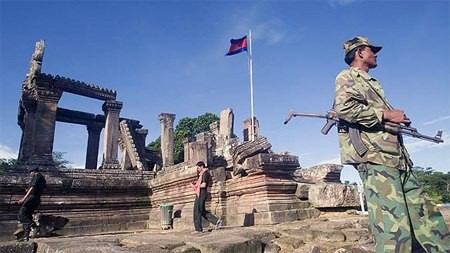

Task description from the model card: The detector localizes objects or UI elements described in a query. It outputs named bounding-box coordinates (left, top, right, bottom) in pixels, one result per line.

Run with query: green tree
left=413, top=167, right=450, bottom=203
left=148, top=112, right=219, bottom=164
left=0, top=158, right=17, bottom=174
left=148, top=136, right=161, bottom=150
left=53, top=151, right=70, bottom=169
left=0, top=152, right=70, bottom=173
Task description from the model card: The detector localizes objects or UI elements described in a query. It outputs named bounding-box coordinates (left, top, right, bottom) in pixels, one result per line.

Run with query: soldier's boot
left=17, top=231, right=30, bottom=242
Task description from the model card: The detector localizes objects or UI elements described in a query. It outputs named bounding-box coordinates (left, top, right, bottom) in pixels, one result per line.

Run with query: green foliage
left=0, top=158, right=17, bottom=174
left=53, top=151, right=70, bottom=169
left=148, top=136, right=161, bottom=150
left=0, top=152, right=69, bottom=172
left=413, top=167, right=450, bottom=204
left=147, top=112, right=219, bottom=164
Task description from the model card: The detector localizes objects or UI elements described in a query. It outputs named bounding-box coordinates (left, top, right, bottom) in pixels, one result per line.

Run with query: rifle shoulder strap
left=365, top=79, right=413, bottom=167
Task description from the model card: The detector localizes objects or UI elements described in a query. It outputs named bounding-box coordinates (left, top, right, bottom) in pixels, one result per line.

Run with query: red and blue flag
left=225, top=36, right=248, bottom=56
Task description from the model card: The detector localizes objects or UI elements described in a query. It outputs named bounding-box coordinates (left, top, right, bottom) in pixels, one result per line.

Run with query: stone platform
left=1, top=207, right=448, bottom=253
left=0, top=168, right=155, bottom=242
left=1, top=213, right=375, bottom=253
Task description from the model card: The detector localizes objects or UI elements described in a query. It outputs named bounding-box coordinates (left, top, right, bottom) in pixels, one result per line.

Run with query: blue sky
left=1, top=0, right=449, bottom=183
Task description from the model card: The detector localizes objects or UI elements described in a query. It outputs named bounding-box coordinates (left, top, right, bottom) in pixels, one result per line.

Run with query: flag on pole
left=225, top=36, right=248, bottom=56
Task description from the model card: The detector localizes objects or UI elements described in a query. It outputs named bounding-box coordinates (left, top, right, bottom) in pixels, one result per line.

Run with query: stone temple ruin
left=0, top=41, right=361, bottom=241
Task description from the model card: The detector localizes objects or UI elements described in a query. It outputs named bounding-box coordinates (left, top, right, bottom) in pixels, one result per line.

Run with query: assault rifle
left=284, top=110, right=444, bottom=151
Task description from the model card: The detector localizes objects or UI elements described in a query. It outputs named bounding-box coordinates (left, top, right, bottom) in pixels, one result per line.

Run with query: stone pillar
left=243, top=117, right=260, bottom=142
left=85, top=122, right=103, bottom=169
left=30, top=89, right=62, bottom=166
left=196, top=132, right=213, bottom=165
left=188, top=141, right=208, bottom=166
left=183, top=138, right=190, bottom=164
left=102, top=100, right=123, bottom=169
left=135, top=128, right=148, bottom=149
left=18, top=98, right=37, bottom=164
left=219, top=108, right=234, bottom=138
left=159, top=113, right=175, bottom=167
left=121, top=150, right=132, bottom=170
left=209, top=121, right=219, bottom=136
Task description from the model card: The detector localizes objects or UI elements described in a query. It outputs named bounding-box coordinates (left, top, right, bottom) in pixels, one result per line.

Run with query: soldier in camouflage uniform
left=334, top=36, right=450, bottom=253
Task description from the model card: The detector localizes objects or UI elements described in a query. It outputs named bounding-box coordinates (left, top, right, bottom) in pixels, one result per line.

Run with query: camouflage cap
left=343, top=36, right=382, bottom=56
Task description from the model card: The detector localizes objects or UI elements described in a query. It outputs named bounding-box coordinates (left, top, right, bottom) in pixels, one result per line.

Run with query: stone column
left=243, top=117, right=260, bottom=142
left=85, top=122, right=103, bottom=169
left=209, top=121, right=219, bottom=136
left=30, top=89, right=62, bottom=166
left=159, top=113, right=175, bottom=167
left=102, top=100, right=123, bottom=169
left=18, top=98, right=37, bottom=164
left=183, top=138, right=190, bottom=163
left=219, top=108, right=234, bottom=138
left=121, top=150, right=132, bottom=170
left=135, top=128, right=148, bottom=149
left=188, top=141, right=208, bottom=166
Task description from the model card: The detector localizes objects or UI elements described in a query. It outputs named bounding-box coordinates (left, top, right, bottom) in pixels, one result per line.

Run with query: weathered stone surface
left=13, top=214, right=69, bottom=240
left=209, top=166, right=226, bottom=182
left=119, top=120, right=149, bottom=171
left=242, top=153, right=299, bottom=175
left=341, top=228, right=372, bottom=242
left=293, top=164, right=343, bottom=183
left=101, top=100, right=123, bottom=170
left=243, top=117, right=260, bottom=141
left=308, top=183, right=360, bottom=208
left=187, top=234, right=263, bottom=253
left=292, top=244, right=321, bottom=253
left=295, top=183, right=309, bottom=200
left=147, top=153, right=312, bottom=229
left=219, top=108, right=234, bottom=139
left=171, top=245, right=201, bottom=253
left=2, top=208, right=449, bottom=253
left=0, top=241, right=35, bottom=253
left=0, top=214, right=380, bottom=253
left=272, top=236, right=304, bottom=252
left=0, top=169, right=154, bottom=242
left=232, top=137, right=272, bottom=166
left=159, top=113, right=175, bottom=167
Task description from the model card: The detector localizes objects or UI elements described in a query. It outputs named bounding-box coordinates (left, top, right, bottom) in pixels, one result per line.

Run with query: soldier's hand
left=382, top=110, right=411, bottom=125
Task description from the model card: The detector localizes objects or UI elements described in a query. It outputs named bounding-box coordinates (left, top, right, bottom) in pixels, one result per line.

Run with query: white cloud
left=67, top=163, right=84, bottom=169
left=254, top=20, right=287, bottom=46
left=317, top=155, right=342, bottom=165
left=0, top=144, right=17, bottom=159
left=252, top=19, right=305, bottom=46
left=298, top=152, right=312, bottom=157
left=327, top=0, right=360, bottom=7
left=423, top=115, right=450, bottom=126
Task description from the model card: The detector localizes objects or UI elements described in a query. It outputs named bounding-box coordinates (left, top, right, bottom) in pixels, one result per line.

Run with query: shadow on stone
left=173, top=210, right=182, bottom=218
left=13, top=214, right=69, bottom=240
left=244, top=209, right=257, bottom=227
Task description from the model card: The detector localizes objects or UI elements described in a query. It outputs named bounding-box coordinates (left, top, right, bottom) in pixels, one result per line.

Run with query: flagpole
left=248, top=29, right=255, bottom=141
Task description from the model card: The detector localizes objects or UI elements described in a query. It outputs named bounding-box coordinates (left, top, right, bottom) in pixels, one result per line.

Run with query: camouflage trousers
left=356, top=163, right=450, bottom=253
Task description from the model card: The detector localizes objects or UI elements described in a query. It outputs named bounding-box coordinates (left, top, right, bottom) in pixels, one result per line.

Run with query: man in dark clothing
left=17, top=165, right=46, bottom=241
left=190, top=161, right=222, bottom=234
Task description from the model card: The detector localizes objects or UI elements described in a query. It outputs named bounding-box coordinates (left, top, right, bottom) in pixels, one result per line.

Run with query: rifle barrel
left=399, top=129, right=444, bottom=143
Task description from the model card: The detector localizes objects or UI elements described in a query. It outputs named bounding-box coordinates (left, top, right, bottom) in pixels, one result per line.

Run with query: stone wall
left=0, top=168, right=154, bottom=242
left=293, top=164, right=361, bottom=209
left=147, top=153, right=321, bottom=230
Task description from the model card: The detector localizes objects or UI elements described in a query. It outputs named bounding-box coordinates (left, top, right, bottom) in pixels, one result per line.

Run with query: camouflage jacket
left=334, top=67, right=409, bottom=169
